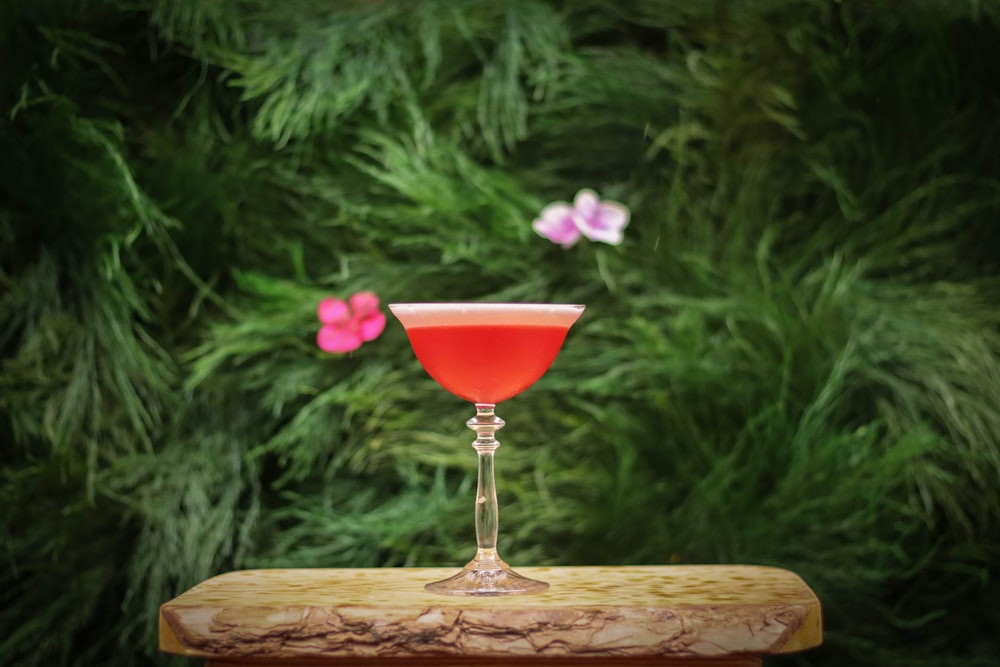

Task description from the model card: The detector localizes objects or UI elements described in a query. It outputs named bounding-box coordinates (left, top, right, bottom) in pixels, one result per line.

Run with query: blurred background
left=2, top=1, right=1000, bottom=665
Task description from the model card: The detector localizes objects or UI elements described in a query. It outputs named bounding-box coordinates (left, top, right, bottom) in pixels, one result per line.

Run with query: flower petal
left=317, top=298, right=350, bottom=325
left=317, top=324, right=362, bottom=353
left=357, top=312, right=386, bottom=342
left=572, top=189, right=600, bottom=219
left=349, top=290, right=380, bottom=317
left=532, top=203, right=581, bottom=247
left=575, top=200, right=630, bottom=245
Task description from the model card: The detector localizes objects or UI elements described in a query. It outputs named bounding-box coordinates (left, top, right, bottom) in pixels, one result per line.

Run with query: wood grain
left=204, top=658, right=763, bottom=667
left=160, top=565, right=821, bottom=664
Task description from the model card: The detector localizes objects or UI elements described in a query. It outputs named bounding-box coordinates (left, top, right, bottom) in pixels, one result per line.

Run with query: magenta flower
left=532, top=189, right=630, bottom=248
left=316, top=290, right=386, bottom=353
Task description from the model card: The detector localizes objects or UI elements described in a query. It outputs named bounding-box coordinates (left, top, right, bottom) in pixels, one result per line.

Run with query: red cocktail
left=404, top=323, right=570, bottom=403
left=389, top=302, right=584, bottom=595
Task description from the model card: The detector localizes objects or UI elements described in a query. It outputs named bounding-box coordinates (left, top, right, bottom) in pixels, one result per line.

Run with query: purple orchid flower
left=532, top=189, right=630, bottom=248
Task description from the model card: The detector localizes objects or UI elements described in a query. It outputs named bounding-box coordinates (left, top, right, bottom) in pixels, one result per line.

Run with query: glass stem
left=468, top=403, right=504, bottom=567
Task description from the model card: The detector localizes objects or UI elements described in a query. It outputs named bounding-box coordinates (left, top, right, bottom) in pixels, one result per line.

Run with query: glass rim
left=388, top=302, right=585, bottom=326
left=388, top=302, right=584, bottom=309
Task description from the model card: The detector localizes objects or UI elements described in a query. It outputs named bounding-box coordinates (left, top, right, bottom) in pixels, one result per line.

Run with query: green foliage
left=2, top=1, right=1000, bottom=666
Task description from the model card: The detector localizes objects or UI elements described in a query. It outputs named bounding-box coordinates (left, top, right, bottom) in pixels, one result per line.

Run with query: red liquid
left=405, top=324, right=571, bottom=404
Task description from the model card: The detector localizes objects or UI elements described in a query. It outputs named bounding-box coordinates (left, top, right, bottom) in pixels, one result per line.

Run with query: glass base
left=425, top=554, right=549, bottom=596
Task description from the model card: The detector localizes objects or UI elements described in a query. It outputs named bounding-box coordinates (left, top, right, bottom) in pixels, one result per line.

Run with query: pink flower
left=316, top=291, right=386, bottom=353
left=532, top=189, right=630, bottom=248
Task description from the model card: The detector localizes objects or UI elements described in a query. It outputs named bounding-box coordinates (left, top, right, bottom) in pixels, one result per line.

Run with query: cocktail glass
left=388, top=302, right=585, bottom=596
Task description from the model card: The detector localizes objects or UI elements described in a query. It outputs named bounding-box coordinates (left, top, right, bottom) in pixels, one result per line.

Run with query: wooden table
left=159, top=565, right=822, bottom=667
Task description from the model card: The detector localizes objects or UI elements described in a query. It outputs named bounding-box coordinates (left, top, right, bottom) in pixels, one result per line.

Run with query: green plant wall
left=2, top=1, right=999, bottom=665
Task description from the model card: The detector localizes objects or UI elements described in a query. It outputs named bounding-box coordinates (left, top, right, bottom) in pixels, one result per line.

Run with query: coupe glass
left=388, top=302, right=585, bottom=596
